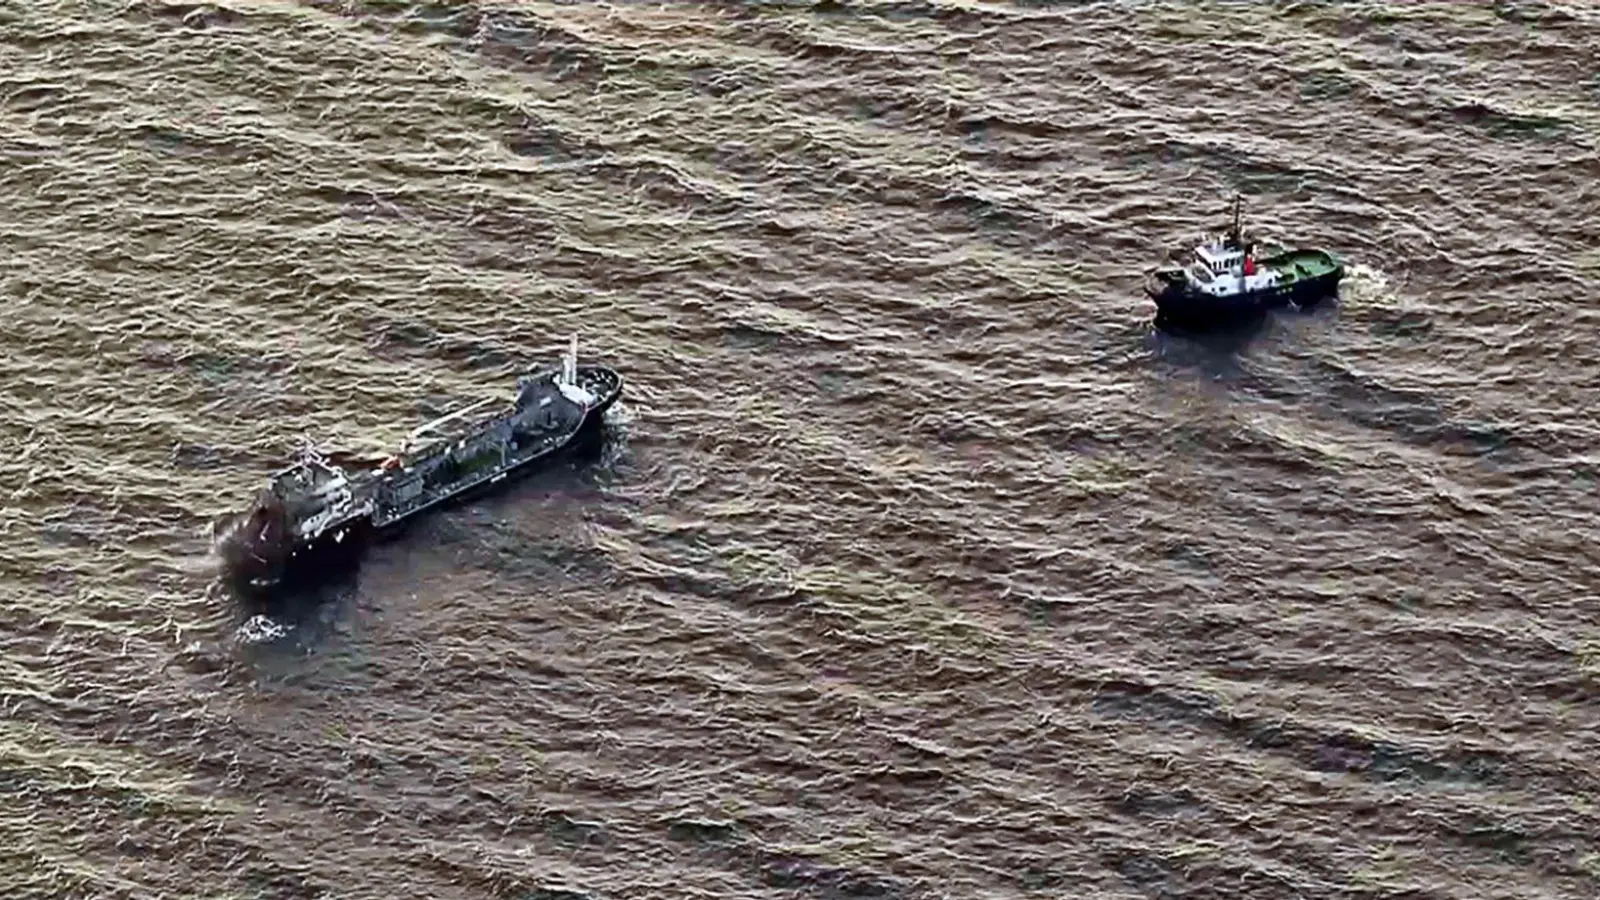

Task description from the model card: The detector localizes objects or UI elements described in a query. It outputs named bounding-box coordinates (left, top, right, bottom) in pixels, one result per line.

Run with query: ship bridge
left=1194, top=241, right=1243, bottom=273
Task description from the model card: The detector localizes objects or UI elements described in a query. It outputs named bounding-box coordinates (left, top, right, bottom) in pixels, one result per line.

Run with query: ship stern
left=1145, top=267, right=1185, bottom=303
left=213, top=489, right=293, bottom=588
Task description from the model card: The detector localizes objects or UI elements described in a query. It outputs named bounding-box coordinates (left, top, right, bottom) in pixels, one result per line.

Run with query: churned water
left=2, top=2, right=1598, bottom=898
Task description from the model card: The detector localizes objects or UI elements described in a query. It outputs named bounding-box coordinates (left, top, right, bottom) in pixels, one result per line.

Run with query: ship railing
left=401, top=389, right=578, bottom=460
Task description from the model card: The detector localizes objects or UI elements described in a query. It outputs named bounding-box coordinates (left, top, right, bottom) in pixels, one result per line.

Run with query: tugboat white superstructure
left=214, top=336, right=622, bottom=591
left=1145, top=195, right=1344, bottom=329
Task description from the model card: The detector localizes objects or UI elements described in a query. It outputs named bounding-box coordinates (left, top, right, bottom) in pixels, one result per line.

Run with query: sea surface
left=3, top=1, right=1599, bottom=898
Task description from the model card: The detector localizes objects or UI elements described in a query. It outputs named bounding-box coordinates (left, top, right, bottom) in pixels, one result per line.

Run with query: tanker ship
left=215, top=336, right=622, bottom=590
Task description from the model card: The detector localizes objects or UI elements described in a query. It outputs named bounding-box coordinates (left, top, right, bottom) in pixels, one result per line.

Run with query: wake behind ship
left=215, top=337, right=622, bottom=591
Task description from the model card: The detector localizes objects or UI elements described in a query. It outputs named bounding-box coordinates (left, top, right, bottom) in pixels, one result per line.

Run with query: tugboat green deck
left=1269, top=248, right=1342, bottom=281
left=1145, top=197, right=1344, bottom=329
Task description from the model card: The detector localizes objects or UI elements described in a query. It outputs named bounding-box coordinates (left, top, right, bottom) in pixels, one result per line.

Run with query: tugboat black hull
left=1148, top=266, right=1343, bottom=331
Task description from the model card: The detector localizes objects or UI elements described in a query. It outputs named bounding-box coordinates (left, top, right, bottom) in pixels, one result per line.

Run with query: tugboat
left=214, top=336, right=623, bottom=591
left=1145, top=195, right=1344, bottom=329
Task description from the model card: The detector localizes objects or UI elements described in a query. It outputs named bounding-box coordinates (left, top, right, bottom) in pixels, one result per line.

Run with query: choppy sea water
left=3, top=2, right=1599, bottom=898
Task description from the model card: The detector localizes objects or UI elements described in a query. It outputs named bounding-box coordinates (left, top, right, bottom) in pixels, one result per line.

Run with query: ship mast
left=562, top=334, right=578, bottom=386
left=1229, top=193, right=1243, bottom=247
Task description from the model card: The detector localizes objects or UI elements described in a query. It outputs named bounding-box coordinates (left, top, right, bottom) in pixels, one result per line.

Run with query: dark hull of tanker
left=369, top=423, right=608, bottom=546
left=370, top=374, right=622, bottom=543
left=1148, top=269, right=1342, bottom=331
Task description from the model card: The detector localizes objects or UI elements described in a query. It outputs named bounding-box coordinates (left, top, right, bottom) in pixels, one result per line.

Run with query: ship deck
left=370, top=427, right=573, bottom=528
left=1265, top=247, right=1341, bottom=279
left=366, top=362, right=622, bottom=531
